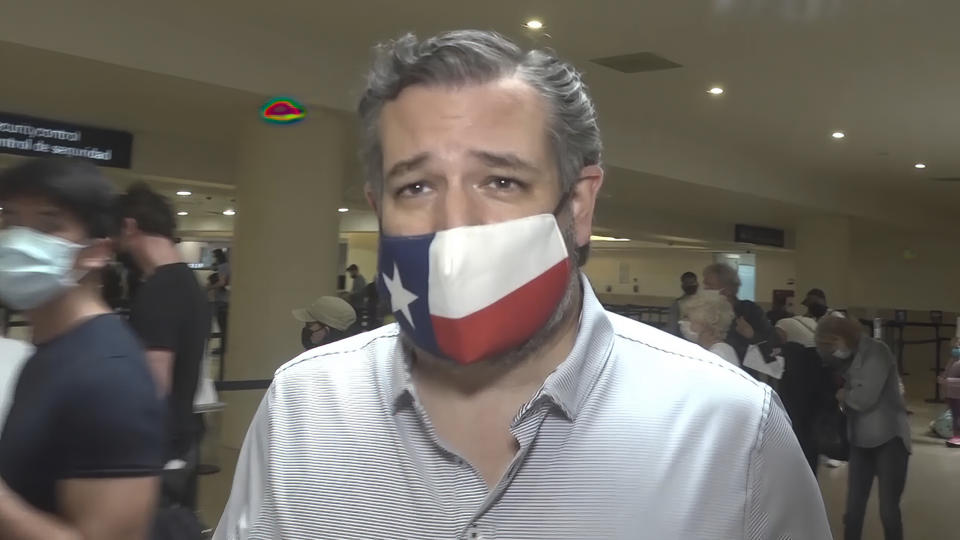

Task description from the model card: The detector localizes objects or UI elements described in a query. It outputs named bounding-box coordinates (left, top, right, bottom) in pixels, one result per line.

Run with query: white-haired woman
left=680, top=291, right=739, bottom=366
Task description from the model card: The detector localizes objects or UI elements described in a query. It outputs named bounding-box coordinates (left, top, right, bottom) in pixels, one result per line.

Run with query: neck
left=698, top=333, right=721, bottom=349
left=27, top=285, right=110, bottom=344
left=412, top=292, right=582, bottom=400
left=135, top=236, right=182, bottom=276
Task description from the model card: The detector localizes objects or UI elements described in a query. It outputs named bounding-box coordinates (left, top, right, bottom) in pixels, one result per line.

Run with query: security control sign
left=0, top=111, right=133, bottom=169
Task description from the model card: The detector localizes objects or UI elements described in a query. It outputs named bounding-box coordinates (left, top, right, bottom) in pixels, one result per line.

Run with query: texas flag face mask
left=377, top=213, right=571, bottom=365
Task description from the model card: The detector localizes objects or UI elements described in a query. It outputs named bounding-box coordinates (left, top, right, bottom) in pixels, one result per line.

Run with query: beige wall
left=584, top=249, right=714, bottom=299
left=849, top=230, right=960, bottom=312
left=755, top=251, right=797, bottom=304
left=343, top=232, right=379, bottom=285
left=585, top=248, right=797, bottom=307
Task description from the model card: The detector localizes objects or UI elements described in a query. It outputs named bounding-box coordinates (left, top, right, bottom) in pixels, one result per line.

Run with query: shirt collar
left=386, top=273, right=616, bottom=421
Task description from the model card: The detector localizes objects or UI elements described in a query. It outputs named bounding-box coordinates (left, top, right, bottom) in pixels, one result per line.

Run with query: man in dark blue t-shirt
left=0, top=158, right=163, bottom=539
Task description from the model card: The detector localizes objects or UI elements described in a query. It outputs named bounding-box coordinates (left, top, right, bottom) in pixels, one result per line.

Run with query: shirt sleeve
left=845, top=341, right=894, bottom=412
left=60, top=358, right=164, bottom=478
left=746, top=388, right=833, bottom=539
left=131, top=280, right=179, bottom=351
left=214, top=388, right=278, bottom=540
left=748, top=303, right=777, bottom=346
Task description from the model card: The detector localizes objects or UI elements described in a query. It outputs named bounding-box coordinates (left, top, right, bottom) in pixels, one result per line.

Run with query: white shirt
left=0, top=337, right=33, bottom=428
left=776, top=316, right=818, bottom=348
left=709, top=341, right=741, bottom=366
left=215, top=281, right=831, bottom=540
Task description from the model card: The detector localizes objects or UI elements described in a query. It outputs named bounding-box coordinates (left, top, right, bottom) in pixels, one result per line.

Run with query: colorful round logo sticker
left=260, top=97, right=307, bottom=124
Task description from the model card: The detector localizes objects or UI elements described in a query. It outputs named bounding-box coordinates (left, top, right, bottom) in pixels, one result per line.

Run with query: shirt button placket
left=464, top=524, right=485, bottom=540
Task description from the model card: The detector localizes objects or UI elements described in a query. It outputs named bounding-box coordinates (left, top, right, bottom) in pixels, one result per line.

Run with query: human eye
left=484, top=176, right=528, bottom=192
left=395, top=181, right=435, bottom=198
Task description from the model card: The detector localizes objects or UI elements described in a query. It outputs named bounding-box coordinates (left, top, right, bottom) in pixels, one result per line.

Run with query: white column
left=221, top=109, right=345, bottom=447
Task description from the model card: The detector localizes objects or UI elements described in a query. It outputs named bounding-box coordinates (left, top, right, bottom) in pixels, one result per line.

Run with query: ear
left=75, top=238, right=113, bottom=272
left=570, top=164, right=604, bottom=248
left=364, top=183, right=380, bottom=215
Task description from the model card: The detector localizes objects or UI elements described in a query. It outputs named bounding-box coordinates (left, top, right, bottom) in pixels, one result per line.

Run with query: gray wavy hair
left=681, top=291, right=735, bottom=343
left=357, top=30, right=602, bottom=195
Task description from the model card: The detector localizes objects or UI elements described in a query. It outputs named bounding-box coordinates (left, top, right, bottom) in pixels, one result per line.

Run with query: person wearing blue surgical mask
left=0, top=158, right=163, bottom=540
left=815, top=315, right=910, bottom=540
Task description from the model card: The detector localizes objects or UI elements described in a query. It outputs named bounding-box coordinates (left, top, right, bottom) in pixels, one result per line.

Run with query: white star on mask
left=382, top=263, right=418, bottom=329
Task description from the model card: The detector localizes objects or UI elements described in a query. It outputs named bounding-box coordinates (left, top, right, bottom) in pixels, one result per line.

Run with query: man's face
left=1, top=194, right=87, bottom=243
left=681, top=276, right=698, bottom=294
left=369, top=77, right=603, bottom=363
left=0, top=194, right=109, bottom=276
left=372, top=78, right=601, bottom=246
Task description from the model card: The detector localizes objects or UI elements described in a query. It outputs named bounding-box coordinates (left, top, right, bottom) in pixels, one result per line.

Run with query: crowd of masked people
left=0, top=158, right=378, bottom=539
left=665, top=265, right=913, bottom=539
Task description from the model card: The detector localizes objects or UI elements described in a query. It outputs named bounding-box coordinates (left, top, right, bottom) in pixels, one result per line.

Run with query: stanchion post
left=927, top=323, right=944, bottom=403
left=897, top=324, right=908, bottom=376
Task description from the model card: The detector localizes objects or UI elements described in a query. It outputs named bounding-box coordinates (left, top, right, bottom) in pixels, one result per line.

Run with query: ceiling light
left=590, top=235, right=631, bottom=242
left=177, top=211, right=189, bottom=216
left=524, top=19, right=544, bottom=30
left=708, top=87, right=724, bottom=95
left=831, top=131, right=845, bottom=139
left=338, top=208, right=349, bottom=213
left=176, top=190, right=192, bottom=196
left=914, top=163, right=926, bottom=169
left=222, top=209, right=236, bottom=216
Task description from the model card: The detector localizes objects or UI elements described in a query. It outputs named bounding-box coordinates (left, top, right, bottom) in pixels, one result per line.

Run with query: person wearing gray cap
left=293, top=296, right=358, bottom=350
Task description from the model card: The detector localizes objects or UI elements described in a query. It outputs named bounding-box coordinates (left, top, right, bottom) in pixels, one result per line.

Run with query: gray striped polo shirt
left=215, top=284, right=831, bottom=539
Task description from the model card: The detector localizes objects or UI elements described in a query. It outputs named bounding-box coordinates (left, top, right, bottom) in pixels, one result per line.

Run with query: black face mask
left=808, top=303, right=829, bottom=318
left=682, top=285, right=698, bottom=296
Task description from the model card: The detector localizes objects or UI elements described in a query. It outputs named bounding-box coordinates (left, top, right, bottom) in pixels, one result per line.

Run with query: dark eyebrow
left=470, top=150, right=540, bottom=173
left=385, top=153, right=429, bottom=182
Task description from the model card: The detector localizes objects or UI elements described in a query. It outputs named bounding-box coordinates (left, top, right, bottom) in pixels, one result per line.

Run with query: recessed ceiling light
left=708, top=87, right=724, bottom=95
left=914, top=163, right=926, bottom=169
left=176, top=190, right=192, bottom=196
left=338, top=208, right=349, bottom=213
left=222, top=209, right=236, bottom=216
left=524, top=19, right=544, bottom=30
left=831, top=131, right=845, bottom=139
left=177, top=211, right=189, bottom=216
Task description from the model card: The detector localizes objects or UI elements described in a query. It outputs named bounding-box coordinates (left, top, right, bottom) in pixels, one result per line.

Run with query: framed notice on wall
left=0, top=111, right=133, bottom=168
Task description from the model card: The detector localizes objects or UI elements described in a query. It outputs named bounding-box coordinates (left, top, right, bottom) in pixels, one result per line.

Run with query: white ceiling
left=1, top=0, right=958, bottom=238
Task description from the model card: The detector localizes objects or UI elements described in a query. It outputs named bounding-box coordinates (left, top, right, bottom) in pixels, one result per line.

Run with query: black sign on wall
left=0, top=112, right=133, bottom=169
left=734, top=224, right=785, bottom=248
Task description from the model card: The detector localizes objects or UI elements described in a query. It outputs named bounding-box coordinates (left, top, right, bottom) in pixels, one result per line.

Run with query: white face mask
left=832, top=347, right=852, bottom=360
left=0, top=227, right=84, bottom=310
left=679, top=320, right=700, bottom=342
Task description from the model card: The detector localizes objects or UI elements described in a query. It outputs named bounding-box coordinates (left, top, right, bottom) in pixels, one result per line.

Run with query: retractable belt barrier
left=859, top=318, right=957, bottom=403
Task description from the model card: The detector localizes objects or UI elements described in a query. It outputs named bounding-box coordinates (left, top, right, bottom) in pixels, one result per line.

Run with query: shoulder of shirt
left=604, top=310, right=767, bottom=396
left=273, top=324, right=400, bottom=380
